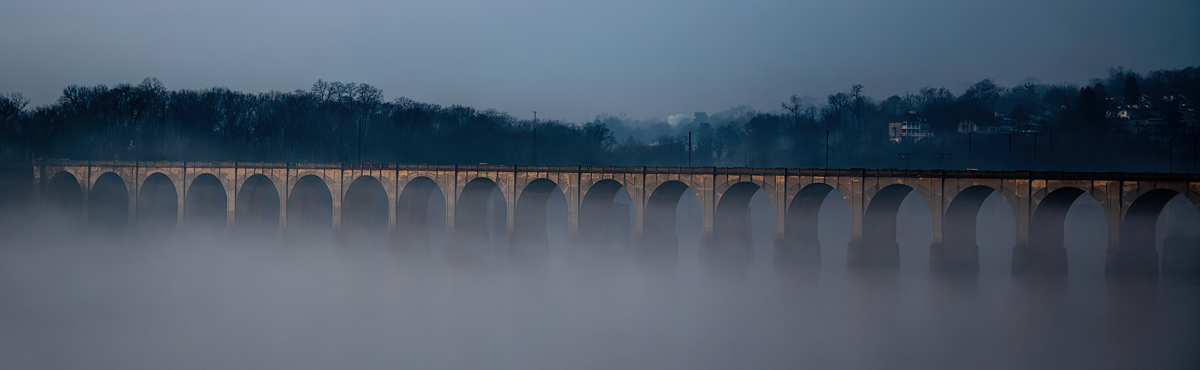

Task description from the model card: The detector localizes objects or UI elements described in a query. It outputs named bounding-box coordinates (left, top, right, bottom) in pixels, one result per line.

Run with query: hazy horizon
left=3, top=0, right=1198, bottom=122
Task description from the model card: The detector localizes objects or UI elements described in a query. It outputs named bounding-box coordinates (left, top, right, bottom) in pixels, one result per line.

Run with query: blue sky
left=2, top=0, right=1197, bottom=122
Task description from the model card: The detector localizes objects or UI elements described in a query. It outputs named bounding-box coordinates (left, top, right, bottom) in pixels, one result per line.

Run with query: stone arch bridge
left=29, top=160, right=1200, bottom=279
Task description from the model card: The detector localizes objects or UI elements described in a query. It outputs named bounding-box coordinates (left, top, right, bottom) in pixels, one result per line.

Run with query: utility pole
left=825, top=130, right=830, bottom=169
left=1168, top=138, right=1173, bottom=172
left=532, top=112, right=537, bottom=166
left=687, top=131, right=692, bottom=167
left=967, top=133, right=972, bottom=169
left=1007, top=133, right=1012, bottom=169
left=1048, top=131, right=1054, bottom=169
left=1032, top=133, right=1038, bottom=171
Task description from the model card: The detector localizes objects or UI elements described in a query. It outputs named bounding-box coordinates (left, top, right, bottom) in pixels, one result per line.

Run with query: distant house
left=958, top=120, right=1016, bottom=134
left=959, top=110, right=1048, bottom=135
left=889, top=121, right=933, bottom=143
left=1111, top=95, right=1200, bottom=139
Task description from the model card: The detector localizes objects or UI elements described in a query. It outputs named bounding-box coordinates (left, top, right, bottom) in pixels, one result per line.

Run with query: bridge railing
left=17, top=159, right=1200, bottom=182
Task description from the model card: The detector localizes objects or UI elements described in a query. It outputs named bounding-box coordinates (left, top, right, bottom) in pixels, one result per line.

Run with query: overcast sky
left=2, top=0, right=1197, bottom=122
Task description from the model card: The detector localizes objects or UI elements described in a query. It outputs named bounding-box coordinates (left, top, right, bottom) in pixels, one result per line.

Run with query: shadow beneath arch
left=185, top=174, right=227, bottom=237
left=511, top=179, right=565, bottom=269
left=450, top=178, right=506, bottom=268
left=45, top=171, right=84, bottom=227
left=577, top=180, right=634, bottom=263
left=137, top=173, right=178, bottom=235
left=287, top=175, right=333, bottom=245
left=849, top=184, right=917, bottom=276
left=88, top=172, right=129, bottom=237
left=641, top=180, right=696, bottom=274
left=777, top=183, right=839, bottom=281
left=705, top=182, right=762, bottom=277
left=340, top=176, right=389, bottom=249
left=235, top=174, right=280, bottom=241
left=396, top=177, right=445, bottom=259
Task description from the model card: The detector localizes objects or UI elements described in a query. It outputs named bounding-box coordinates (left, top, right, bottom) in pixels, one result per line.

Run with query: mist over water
left=1, top=189, right=1199, bottom=370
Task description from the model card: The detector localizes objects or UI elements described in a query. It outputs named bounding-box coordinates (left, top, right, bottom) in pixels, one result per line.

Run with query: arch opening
left=1019, top=187, right=1088, bottom=278
left=45, top=172, right=84, bottom=224
left=578, top=180, right=634, bottom=257
left=287, top=175, right=333, bottom=240
left=781, top=183, right=837, bottom=270
left=236, top=175, right=280, bottom=235
left=453, top=178, right=506, bottom=259
left=397, top=177, right=445, bottom=254
left=708, top=182, right=765, bottom=274
left=88, top=172, right=129, bottom=232
left=851, top=184, right=921, bottom=272
left=1115, top=189, right=1191, bottom=278
left=512, top=179, right=566, bottom=263
left=341, top=176, right=389, bottom=245
left=137, top=173, right=178, bottom=233
left=1157, top=194, right=1200, bottom=280
left=935, top=185, right=1000, bottom=275
left=974, top=192, right=1018, bottom=277
left=643, top=181, right=699, bottom=269
left=185, top=174, right=227, bottom=231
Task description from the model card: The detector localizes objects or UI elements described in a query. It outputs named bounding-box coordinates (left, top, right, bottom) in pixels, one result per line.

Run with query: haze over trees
left=1, top=66, right=1196, bottom=172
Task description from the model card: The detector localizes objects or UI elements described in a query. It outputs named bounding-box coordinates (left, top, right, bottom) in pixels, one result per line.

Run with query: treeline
left=1, top=66, right=1197, bottom=171
left=0, top=79, right=614, bottom=165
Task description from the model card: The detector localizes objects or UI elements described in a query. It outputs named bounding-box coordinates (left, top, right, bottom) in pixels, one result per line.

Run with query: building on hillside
left=959, top=110, right=1050, bottom=135
left=1111, top=95, right=1200, bottom=139
left=889, top=121, right=933, bottom=143
left=958, top=120, right=1016, bottom=134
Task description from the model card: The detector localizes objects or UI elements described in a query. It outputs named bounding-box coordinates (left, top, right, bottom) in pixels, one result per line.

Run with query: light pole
left=967, top=133, right=972, bottom=169
left=825, top=130, right=830, bottom=169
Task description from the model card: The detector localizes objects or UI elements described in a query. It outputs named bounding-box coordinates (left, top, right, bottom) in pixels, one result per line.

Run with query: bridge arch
left=236, top=174, right=280, bottom=234
left=397, top=176, right=445, bottom=252
left=934, top=185, right=1017, bottom=275
left=851, top=183, right=930, bottom=271
left=1112, top=188, right=1200, bottom=278
left=578, top=179, right=634, bottom=254
left=137, top=173, right=178, bottom=232
left=642, top=180, right=701, bottom=268
left=453, top=177, right=507, bottom=258
left=1153, top=192, right=1200, bottom=279
left=185, top=174, right=227, bottom=230
left=714, top=177, right=778, bottom=205
left=1020, top=186, right=1090, bottom=278
left=88, top=172, right=129, bottom=232
left=511, top=178, right=566, bottom=262
left=863, top=180, right=937, bottom=219
left=779, top=183, right=843, bottom=269
left=341, top=175, right=389, bottom=243
left=45, top=171, right=84, bottom=224
left=287, top=175, right=333, bottom=238
left=707, top=181, right=767, bottom=273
